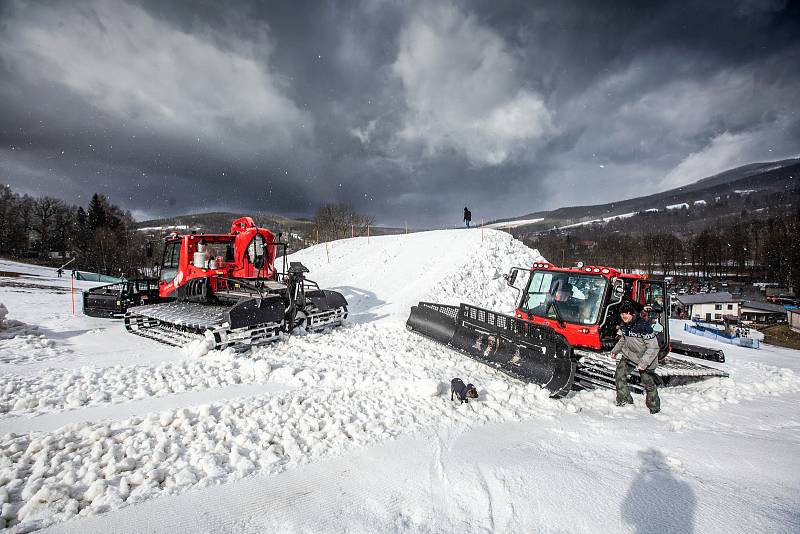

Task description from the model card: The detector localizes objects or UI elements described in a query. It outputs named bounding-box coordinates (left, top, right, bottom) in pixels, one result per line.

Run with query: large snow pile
left=0, top=230, right=799, bottom=533
left=288, top=228, right=544, bottom=320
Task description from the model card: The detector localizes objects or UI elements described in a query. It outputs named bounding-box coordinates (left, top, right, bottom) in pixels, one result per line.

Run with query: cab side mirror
left=613, top=279, right=624, bottom=296
left=505, top=269, right=518, bottom=286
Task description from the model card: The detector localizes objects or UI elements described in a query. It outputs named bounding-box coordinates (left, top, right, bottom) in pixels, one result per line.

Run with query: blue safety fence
left=684, top=323, right=760, bottom=349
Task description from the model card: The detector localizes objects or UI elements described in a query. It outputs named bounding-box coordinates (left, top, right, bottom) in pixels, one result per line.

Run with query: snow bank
left=3, top=323, right=800, bottom=531
left=288, top=228, right=544, bottom=320
left=485, top=218, right=544, bottom=229
left=0, top=355, right=273, bottom=418
left=0, top=303, right=65, bottom=367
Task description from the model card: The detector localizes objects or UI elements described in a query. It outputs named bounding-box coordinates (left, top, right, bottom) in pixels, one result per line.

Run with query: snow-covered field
left=1, top=229, right=799, bottom=533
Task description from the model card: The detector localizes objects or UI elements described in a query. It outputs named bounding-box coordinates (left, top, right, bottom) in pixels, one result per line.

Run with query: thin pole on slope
left=351, top=224, right=354, bottom=238
left=326, top=242, right=330, bottom=264
left=59, top=257, right=76, bottom=271
left=70, top=274, right=75, bottom=317
left=405, top=221, right=408, bottom=234
left=368, top=224, right=370, bottom=244
left=481, top=218, right=484, bottom=242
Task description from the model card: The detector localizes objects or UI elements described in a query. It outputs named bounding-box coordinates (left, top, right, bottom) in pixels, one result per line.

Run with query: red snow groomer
left=121, top=217, right=347, bottom=350
left=407, top=262, right=726, bottom=397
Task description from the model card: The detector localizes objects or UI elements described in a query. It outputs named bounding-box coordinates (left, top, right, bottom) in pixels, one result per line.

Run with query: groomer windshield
left=520, top=271, right=608, bottom=325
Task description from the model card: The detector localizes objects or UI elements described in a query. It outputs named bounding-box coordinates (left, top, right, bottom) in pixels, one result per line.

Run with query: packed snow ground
left=1, top=229, right=799, bottom=533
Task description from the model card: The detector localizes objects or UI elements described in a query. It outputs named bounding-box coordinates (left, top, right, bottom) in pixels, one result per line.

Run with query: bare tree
left=313, top=203, right=374, bottom=242
left=30, top=196, right=68, bottom=257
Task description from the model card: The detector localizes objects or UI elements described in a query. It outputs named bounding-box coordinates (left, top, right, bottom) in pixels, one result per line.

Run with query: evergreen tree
left=87, top=193, right=107, bottom=229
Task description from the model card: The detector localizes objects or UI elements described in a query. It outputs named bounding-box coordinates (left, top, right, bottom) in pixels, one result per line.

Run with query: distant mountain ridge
left=135, top=211, right=312, bottom=235
left=490, top=158, right=799, bottom=231
left=135, top=211, right=407, bottom=239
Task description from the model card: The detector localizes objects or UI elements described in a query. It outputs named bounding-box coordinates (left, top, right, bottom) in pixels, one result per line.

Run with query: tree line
left=521, top=209, right=800, bottom=292
left=0, top=185, right=149, bottom=276
left=0, top=184, right=376, bottom=275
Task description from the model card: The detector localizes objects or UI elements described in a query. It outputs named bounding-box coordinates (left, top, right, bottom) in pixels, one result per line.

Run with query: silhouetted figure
left=622, top=449, right=696, bottom=534
left=463, top=207, right=472, bottom=228
left=56, top=268, right=64, bottom=278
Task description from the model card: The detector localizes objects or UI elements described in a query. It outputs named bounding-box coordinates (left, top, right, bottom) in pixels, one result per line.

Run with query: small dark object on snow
left=451, top=378, right=478, bottom=403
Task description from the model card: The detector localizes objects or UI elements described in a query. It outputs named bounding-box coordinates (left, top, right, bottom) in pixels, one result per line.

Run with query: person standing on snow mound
left=463, top=207, right=472, bottom=228
left=611, top=301, right=661, bottom=414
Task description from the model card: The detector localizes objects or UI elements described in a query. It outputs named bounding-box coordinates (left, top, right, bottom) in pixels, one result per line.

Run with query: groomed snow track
left=124, top=300, right=347, bottom=351
left=574, top=349, right=729, bottom=394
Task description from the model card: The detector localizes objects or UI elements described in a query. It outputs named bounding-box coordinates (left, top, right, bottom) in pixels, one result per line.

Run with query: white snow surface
left=0, top=229, right=798, bottom=533
left=484, top=218, right=544, bottom=229
left=557, top=212, right=638, bottom=230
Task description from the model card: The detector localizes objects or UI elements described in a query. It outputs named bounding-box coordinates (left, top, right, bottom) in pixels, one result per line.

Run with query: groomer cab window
left=160, top=240, right=180, bottom=282
left=521, top=271, right=608, bottom=325
left=247, top=233, right=268, bottom=269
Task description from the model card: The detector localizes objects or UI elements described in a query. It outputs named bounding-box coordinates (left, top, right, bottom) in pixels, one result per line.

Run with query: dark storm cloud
left=0, top=0, right=798, bottom=226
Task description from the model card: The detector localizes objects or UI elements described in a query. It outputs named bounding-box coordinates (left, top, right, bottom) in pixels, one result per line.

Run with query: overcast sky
left=1, top=0, right=798, bottom=227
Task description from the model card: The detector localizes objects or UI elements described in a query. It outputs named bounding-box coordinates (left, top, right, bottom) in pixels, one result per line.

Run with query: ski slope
left=0, top=229, right=799, bottom=533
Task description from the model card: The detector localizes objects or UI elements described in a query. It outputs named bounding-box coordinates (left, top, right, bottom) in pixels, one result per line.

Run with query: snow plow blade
left=407, top=302, right=575, bottom=398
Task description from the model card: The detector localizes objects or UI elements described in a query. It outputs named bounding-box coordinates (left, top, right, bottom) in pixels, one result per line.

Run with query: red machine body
left=511, top=262, right=667, bottom=352
left=406, top=260, right=725, bottom=396
left=158, top=217, right=276, bottom=298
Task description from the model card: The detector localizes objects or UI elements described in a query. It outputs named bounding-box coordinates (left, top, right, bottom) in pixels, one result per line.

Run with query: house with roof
left=673, top=292, right=740, bottom=322
left=789, top=309, right=800, bottom=334
left=740, top=300, right=789, bottom=324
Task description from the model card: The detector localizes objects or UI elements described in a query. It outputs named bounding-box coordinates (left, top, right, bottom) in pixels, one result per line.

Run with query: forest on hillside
left=0, top=186, right=149, bottom=277
left=521, top=205, right=800, bottom=291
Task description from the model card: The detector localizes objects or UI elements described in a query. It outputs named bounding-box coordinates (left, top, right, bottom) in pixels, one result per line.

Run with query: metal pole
left=70, top=274, right=75, bottom=317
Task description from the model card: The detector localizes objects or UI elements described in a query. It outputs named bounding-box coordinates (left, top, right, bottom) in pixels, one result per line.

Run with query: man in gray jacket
left=611, top=301, right=661, bottom=414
